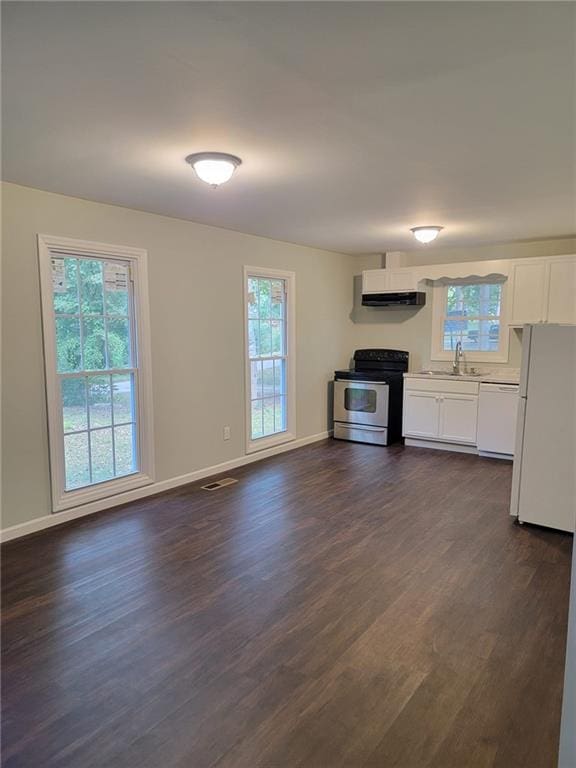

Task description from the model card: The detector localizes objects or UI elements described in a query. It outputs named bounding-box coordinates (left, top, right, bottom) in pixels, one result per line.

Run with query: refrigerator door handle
left=518, top=324, right=532, bottom=398
left=510, top=396, right=527, bottom=518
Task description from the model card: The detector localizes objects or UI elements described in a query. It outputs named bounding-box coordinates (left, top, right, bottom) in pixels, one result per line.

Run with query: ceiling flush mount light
left=410, top=225, right=444, bottom=244
left=185, top=152, right=242, bottom=187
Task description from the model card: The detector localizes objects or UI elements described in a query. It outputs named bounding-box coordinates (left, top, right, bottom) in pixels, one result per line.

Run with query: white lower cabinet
left=438, top=394, right=478, bottom=444
left=403, top=378, right=479, bottom=449
left=403, top=391, right=440, bottom=438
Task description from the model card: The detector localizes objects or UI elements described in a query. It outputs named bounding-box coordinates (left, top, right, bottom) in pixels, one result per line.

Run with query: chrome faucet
left=453, top=341, right=463, bottom=375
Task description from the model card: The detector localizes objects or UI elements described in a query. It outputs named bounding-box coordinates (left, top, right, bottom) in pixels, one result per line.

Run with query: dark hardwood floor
left=2, top=440, right=573, bottom=768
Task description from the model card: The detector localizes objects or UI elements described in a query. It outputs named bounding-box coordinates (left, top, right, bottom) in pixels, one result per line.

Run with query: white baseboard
left=478, top=450, right=513, bottom=461
left=1, top=431, right=331, bottom=543
left=404, top=438, right=477, bottom=455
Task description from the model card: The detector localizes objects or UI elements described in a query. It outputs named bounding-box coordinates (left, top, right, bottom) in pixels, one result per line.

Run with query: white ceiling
left=3, top=2, right=575, bottom=254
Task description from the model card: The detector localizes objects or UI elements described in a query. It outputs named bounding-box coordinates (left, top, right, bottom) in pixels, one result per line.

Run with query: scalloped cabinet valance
left=362, top=254, right=576, bottom=326
left=362, top=258, right=510, bottom=295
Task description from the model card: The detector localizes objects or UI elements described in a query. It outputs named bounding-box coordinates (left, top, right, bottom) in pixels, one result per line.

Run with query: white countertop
left=404, top=370, right=520, bottom=385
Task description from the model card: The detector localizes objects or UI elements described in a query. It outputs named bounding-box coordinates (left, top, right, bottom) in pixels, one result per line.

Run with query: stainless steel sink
left=416, top=370, right=482, bottom=377
left=417, top=370, right=450, bottom=375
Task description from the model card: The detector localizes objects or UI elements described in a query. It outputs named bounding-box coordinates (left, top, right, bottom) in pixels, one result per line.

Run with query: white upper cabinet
left=509, top=261, right=547, bottom=325
left=362, top=269, right=418, bottom=294
left=509, top=255, right=576, bottom=326
left=362, top=269, right=389, bottom=294
left=546, top=259, right=576, bottom=324
left=364, top=255, right=575, bottom=322
left=386, top=269, right=418, bottom=292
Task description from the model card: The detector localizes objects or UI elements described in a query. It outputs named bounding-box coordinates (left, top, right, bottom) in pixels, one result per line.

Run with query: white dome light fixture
left=185, top=152, right=242, bottom=187
left=410, top=225, right=444, bottom=244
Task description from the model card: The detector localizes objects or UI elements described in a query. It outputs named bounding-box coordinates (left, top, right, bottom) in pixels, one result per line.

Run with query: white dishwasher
left=477, top=383, right=519, bottom=458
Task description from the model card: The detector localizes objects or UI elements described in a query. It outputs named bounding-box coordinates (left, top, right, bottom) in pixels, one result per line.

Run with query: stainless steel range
left=333, top=349, right=409, bottom=445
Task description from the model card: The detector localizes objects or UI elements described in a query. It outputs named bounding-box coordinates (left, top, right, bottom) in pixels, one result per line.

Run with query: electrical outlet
left=223, top=426, right=231, bottom=441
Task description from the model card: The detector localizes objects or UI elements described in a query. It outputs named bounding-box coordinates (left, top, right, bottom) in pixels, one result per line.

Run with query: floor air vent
left=201, top=478, right=238, bottom=491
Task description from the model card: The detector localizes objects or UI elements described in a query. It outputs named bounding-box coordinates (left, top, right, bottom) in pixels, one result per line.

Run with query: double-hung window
left=432, top=282, right=509, bottom=362
left=244, top=267, right=295, bottom=453
left=38, top=235, right=154, bottom=512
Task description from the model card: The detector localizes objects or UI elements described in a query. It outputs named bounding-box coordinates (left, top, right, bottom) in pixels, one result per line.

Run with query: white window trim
left=38, top=234, right=155, bottom=512
left=243, top=265, right=296, bottom=454
left=431, top=280, right=510, bottom=363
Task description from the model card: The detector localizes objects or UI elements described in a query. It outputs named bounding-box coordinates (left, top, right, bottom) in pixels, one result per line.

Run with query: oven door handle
left=334, top=380, right=389, bottom=387
left=335, top=424, right=387, bottom=432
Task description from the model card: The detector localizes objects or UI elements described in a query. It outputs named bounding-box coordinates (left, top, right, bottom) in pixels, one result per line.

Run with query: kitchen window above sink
left=431, top=281, right=510, bottom=364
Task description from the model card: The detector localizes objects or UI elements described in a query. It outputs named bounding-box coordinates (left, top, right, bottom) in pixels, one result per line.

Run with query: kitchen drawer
left=404, top=378, right=480, bottom=395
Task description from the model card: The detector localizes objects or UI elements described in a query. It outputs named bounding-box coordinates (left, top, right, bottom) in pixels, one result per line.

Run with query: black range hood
left=362, top=291, right=426, bottom=308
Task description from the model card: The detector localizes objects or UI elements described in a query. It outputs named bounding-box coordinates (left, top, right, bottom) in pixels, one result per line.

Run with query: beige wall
left=3, top=182, right=572, bottom=532
left=1, top=183, right=354, bottom=529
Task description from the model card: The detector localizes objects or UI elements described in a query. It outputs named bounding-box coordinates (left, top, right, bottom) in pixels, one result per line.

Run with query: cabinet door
left=362, top=270, right=388, bottom=294
left=439, top=394, right=479, bottom=444
left=546, top=258, right=576, bottom=324
left=387, top=269, right=417, bottom=292
left=403, top=391, right=440, bottom=438
left=510, top=262, right=547, bottom=325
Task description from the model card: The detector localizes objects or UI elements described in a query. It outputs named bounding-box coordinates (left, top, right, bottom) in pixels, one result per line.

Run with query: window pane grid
left=54, top=255, right=138, bottom=490
left=247, top=275, right=288, bottom=441
left=76, top=263, right=85, bottom=370
left=103, top=278, right=111, bottom=372
left=108, top=370, right=116, bottom=478
left=54, top=312, right=132, bottom=321
left=442, top=283, right=502, bottom=353
left=85, top=376, right=93, bottom=484
left=58, top=367, right=137, bottom=378
left=63, top=421, right=135, bottom=437
left=61, top=372, right=138, bottom=487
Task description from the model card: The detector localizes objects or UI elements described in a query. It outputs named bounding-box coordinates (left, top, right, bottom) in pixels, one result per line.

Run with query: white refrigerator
left=510, top=324, right=576, bottom=532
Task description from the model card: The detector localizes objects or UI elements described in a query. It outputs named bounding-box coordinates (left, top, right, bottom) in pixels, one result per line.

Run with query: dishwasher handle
left=480, top=383, right=519, bottom=393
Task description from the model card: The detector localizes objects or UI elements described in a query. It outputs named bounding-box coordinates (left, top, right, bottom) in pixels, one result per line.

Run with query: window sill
left=246, top=431, right=296, bottom=455
left=53, top=471, right=155, bottom=513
